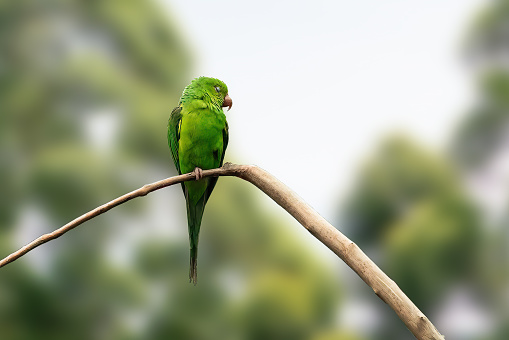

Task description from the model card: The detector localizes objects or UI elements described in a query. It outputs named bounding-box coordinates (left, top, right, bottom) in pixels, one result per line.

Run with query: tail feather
left=189, top=246, right=198, bottom=285
left=185, top=192, right=207, bottom=285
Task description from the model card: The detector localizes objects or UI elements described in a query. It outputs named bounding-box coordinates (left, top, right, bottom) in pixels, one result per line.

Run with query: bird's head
left=183, top=76, right=232, bottom=111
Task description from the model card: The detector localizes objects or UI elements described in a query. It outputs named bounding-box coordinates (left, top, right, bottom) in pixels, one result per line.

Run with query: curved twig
left=0, top=163, right=444, bottom=340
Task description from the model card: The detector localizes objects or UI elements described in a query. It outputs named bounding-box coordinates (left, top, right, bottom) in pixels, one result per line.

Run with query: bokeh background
left=1, top=0, right=508, bottom=339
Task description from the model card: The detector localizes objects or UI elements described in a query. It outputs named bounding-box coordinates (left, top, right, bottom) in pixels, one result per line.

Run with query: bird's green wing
left=204, top=121, right=229, bottom=204
left=219, top=121, right=229, bottom=166
left=168, top=105, right=183, bottom=174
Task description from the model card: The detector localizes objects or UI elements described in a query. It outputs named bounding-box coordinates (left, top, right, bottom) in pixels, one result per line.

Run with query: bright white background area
left=157, top=0, right=486, bottom=223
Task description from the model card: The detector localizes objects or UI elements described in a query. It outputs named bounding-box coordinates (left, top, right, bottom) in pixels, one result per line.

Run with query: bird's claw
left=194, top=167, right=204, bottom=181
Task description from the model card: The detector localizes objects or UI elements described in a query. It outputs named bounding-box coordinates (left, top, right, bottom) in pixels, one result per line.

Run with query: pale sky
left=157, top=0, right=487, bottom=223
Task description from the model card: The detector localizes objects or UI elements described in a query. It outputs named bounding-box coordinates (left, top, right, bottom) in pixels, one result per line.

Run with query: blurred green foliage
left=2, top=0, right=509, bottom=340
left=452, top=69, right=509, bottom=168
left=342, top=136, right=480, bottom=310
left=454, top=0, right=509, bottom=169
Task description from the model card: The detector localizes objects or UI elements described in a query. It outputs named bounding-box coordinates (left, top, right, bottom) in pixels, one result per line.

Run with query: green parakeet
left=168, top=77, right=232, bottom=284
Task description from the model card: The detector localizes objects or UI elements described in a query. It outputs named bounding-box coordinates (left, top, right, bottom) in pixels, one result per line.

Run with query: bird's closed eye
left=214, top=86, right=221, bottom=93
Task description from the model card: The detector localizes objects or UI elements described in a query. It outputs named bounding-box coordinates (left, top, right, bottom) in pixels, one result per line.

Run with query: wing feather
left=220, top=121, right=229, bottom=166
left=204, top=121, right=229, bottom=204
left=168, top=105, right=183, bottom=174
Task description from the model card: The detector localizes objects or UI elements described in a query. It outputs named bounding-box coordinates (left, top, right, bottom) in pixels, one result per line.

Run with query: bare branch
left=0, top=163, right=444, bottom=340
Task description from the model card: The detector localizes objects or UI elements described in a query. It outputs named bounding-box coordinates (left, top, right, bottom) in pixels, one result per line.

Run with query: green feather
left=168, top=77, right=230, bottom=284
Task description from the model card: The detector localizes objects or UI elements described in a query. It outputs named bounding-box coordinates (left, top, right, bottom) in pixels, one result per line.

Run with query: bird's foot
left=193, top=167, right=204, bottom=181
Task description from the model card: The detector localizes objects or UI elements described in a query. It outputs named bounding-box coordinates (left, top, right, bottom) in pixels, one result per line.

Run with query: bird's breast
left=178, top=111, right=226, bottom=173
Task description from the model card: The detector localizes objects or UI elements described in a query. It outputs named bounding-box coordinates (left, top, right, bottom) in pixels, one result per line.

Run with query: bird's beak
left=222, top=94, right=233, bottom=111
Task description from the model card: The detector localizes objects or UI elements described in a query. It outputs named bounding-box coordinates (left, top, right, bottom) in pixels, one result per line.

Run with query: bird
left=168, top=76, right=232, bottom=284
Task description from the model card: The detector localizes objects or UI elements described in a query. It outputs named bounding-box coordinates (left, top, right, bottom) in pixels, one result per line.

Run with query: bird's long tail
left=186, top=194, right=207, bottom=285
